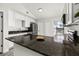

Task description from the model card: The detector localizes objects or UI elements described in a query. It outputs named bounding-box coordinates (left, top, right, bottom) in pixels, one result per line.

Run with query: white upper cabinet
left=25, top=16, right=30, bottom=27
left=8, top=10, right=15, bottom=27
left=8, top=10, right=26, bottom=27
left=25, top=16, right=36, bottom=27
left=29, top=17, right=35, bottom=23
left=14, top=11, right=25, bottom=20
left=8, top=10, right=35, bottom=28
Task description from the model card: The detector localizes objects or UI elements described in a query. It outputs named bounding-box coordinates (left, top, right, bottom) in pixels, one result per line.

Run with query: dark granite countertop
left=8, top=30, right=32, bottom=34
left=6, top=35, right=63, bottom=56
left=63, top=40, right=79, bottom=56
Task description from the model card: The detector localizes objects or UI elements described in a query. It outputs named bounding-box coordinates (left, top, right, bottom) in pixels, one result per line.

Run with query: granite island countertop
left=6, top=35, right=63, bottom=56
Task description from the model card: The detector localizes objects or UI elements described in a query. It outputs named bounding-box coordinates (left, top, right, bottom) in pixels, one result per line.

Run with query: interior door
left=0, top=12, right=3, bottom=53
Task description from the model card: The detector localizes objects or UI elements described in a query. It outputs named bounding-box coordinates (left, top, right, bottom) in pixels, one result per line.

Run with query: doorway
left=0, top=12, right=3, bottom=54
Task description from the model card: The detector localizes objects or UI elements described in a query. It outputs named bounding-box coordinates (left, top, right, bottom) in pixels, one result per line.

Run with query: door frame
left=0, top=10, right=4, bottom=54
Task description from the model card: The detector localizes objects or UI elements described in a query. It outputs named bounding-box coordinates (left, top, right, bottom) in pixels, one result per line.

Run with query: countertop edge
left=6, top=39, right=49, bottom=56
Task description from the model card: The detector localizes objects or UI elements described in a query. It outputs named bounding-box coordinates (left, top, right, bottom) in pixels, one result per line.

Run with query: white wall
left=37, top=21, right=45, bottom=36
left=45, top=20, right=56, bottom=37
left=0, top=4, right=36, bottom=53
left=37, top=18, right=57, bottom=37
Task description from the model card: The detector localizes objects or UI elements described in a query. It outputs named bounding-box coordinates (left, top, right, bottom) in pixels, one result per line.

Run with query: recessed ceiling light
left=37, top=8, right=43, bottom=12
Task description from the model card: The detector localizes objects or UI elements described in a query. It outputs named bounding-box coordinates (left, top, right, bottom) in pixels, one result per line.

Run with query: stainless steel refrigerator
left=30, top=22, right=38, bottom=35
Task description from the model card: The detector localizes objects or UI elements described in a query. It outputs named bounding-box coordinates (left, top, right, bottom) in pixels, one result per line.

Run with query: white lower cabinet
left=14, top=43, right=43, bottom=56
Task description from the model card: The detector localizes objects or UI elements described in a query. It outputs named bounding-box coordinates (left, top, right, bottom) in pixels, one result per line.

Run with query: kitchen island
left=6, top=35, right=64, bottom=56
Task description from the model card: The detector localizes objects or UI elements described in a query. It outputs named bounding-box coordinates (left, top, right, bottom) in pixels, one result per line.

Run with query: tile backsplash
left=8, top=26, right=28, bottom=31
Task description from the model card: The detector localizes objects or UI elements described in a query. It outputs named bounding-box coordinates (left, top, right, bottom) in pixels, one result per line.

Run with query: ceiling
left=23, top=3, right=66, bottom=20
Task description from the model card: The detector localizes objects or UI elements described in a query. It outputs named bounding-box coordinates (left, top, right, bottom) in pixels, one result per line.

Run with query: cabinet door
left=15, top=12, right=25, bottom=20
left=8, top=10, right=15, bottom=27
left=25, top=17, right=36, bottom=27
left=15, top=12, right=20, bottom=20
left=29, top=17, right=35, bottom=23
left=25, top=16, right=30, bottom=27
